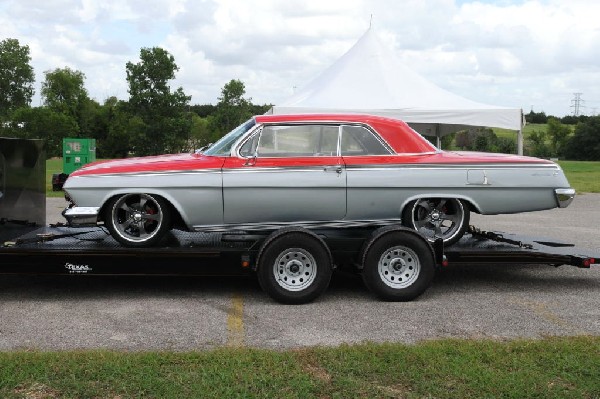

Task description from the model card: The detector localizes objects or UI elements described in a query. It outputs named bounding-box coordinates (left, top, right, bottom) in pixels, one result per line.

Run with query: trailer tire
left=362, top=230, right=435, bottom=301
left=257, top=231, right=332, bottom=304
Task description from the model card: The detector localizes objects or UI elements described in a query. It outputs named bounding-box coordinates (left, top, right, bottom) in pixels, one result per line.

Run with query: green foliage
left=126, top=47, right=191, bottom=156
left=546, top=117, right=571, bottom=157
left=0, top=38, right=35, bottom=117
left=526, top=129, right=551, bottom=158
left=563, top=116, right=600, bottom=161
left=189, top=114, right=216, bottom=150
left=41, top=67, right=88, bottom=118
left=211, top=79, right=253, bottom=137
left=524, top=110, right=548, bottom=124
left=454, top=128, right=516, bottom=153
left=3, top=106, right=78, bottom=157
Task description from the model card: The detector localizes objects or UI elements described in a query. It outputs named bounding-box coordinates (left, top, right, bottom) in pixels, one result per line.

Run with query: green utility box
left=63, top=138, right=96, bottom=175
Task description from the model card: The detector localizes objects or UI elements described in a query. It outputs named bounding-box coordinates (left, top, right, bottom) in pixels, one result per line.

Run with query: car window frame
left=234, top=121, right=401, bottom=159
left=339, top=124, right=394, bottom=156
left=235, top=123, right=344, bottom=159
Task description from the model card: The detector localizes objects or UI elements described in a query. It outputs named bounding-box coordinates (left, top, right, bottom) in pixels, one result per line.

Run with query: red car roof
left=255, top=114, right=436, bottom=154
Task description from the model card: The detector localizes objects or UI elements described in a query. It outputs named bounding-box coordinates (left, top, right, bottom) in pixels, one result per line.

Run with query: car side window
left=254, top=125, right=339, bottom=157
left=341, top=125, right=391, bottom=156
left=239, top=131, right=260, bottom=157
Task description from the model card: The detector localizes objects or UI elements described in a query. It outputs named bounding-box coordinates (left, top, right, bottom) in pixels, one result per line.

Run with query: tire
left=402, top=198, right=469, bottom=246
left=257, top=231, right=333, bottom=304
left=104, top=193, right=172, bottom=247
left=362, top=230, right=435, bottom=301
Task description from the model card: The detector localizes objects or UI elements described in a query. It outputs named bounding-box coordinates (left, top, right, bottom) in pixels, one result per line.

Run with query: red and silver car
left=63, top=114, right=575, bottom=247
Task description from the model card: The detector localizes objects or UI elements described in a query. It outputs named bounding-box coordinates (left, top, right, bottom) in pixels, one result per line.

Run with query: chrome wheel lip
left=410, top=198, right=465, bottom=242
left=378, top=245, right=420, bottom=289
left=273, top=248, right=317, bottom=292
left=111, top=194, right=164, bottom=243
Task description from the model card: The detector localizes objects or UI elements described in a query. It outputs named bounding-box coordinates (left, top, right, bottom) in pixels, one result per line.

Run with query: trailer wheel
left=105, top=193, right=172, bottom=247
left=257, top=231, right=332, bottom=304
left=362, top=230, right=435, bottom=301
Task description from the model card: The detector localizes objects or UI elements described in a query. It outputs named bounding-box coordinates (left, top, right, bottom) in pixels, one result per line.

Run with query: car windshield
left=203, top=119, right=256, bottom=156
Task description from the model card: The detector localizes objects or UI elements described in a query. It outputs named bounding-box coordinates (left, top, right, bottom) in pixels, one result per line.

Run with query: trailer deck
left=1, top=222, right=597, bottom=276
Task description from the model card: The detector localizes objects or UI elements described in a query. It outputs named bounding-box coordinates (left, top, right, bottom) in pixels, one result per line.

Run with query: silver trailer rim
left=410, top=198, right=465, bottom=242
left=111, top=194, right=164, bottom=243
left=378, top=245, right=421, bottom=289
left=273, top=248, right=317, bottom=292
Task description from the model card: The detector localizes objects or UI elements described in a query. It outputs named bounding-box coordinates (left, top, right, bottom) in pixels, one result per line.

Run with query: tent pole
left=436, top=124, right=441, bottom=148
left=517, top=109, right=524, bottom=155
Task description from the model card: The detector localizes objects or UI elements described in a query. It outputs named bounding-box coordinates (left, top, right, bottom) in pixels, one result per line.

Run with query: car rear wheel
left=105, top=193, right=172, bottom=247
left=257, top=231, right=332, bottom=304
left=402, top=198, right=469, bottom=246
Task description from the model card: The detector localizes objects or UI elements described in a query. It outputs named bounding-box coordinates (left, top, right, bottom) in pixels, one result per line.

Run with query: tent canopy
left=270, top=29, right=523, bottom=152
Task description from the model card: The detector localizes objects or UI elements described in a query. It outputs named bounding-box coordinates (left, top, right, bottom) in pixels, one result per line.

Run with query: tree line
left=1, top=38, right=599, bottom=160
left=430, top=110, right=599, bottom=161
left=0, top=38, right=270, bottom=158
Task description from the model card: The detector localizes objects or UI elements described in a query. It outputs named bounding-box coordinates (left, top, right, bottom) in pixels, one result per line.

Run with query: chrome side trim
left=63, top=206, right=100, bottom=226
left=193, top=218, right=404, bottom=233
left=345, top=164, right=560, bottom=170
left=69, top=169, right=222, bottom=178
left=554, top=188, right=575, bottom=208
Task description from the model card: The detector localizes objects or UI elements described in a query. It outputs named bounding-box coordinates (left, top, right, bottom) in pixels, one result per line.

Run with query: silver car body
left=63, top=115, right=574, bottom=232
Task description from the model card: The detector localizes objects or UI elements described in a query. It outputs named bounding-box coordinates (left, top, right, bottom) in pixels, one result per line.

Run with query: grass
left=0, top=337, right=598, bottom=398
left=46, top=158, right=64, bottom=198
left=559, top=160, right=600, bottom=193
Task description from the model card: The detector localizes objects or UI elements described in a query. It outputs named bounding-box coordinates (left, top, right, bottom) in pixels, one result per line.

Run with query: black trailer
left=0, top=137, right=598, bottom=303
left=0, top=220, right=597, bottom=304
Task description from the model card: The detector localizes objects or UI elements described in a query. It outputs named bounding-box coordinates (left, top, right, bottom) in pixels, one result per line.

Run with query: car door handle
left=323, top=166, right=343, bottom=174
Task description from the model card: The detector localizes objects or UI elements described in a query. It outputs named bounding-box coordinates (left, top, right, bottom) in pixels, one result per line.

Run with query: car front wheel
left=105, top=193, right=172, bottom=247
left=402, top=198, right=469, bottom=246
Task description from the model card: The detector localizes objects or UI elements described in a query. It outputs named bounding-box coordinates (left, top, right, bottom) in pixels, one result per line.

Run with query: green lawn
left=559, top=160, right=600, bottom=193
left=45, top=158, right=64, bottom=198
left=0, top=337, right=598, bottom=399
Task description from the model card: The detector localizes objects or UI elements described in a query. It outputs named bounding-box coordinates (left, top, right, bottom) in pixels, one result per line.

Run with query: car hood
left=69, top=153, right=226, bottom=177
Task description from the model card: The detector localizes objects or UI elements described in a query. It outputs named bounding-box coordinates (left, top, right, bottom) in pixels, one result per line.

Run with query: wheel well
left=401, top=196, right=480, bottom=215
left=99, top=193, right=186, bottom=229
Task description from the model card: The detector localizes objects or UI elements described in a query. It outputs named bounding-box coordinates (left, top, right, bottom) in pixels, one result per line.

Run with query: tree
left=41, top=67, right=96, bottom=138
left=563, top=116, right=600, bottom=161
left=526, top=129, right=551, bottom=158
left=211, top=79, right=252, bottom=136
left=6, top=106, right=78, bottom=157
left=546, top=117, right=571, bottom=157
left=525, top=110, right=548, bottom=124
left=189, top=114, right=215, bottom=151
left=0, top=38, right=35, bottom=117
left=126, top=47, right=191, bottom=155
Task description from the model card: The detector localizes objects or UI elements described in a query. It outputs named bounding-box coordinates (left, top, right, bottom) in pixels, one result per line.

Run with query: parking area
left=0, top=195, right=597, bottom=351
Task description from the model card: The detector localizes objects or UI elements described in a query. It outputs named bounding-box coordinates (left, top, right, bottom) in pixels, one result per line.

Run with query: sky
left=1, top=0, right=599, bottom=117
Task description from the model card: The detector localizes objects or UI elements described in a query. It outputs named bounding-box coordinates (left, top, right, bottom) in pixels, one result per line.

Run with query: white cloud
left=1, top=0, right=599, bottom=115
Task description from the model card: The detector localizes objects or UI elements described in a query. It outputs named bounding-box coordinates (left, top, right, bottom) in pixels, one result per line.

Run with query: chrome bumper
left=62, top=206, right=100, bottom=226
left=555, top=188, right=576, bottom=208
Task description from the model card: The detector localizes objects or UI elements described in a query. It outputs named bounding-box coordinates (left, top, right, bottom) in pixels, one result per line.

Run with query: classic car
left=63, top=114, right=575, bottom=248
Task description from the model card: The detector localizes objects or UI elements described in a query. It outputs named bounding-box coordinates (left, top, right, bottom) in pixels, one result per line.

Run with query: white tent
left=270, top=29, right=525, bottom=154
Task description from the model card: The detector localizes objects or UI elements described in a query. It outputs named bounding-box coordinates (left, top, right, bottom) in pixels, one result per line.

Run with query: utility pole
left=570, top=93, right=583, bottom=116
